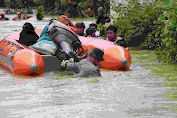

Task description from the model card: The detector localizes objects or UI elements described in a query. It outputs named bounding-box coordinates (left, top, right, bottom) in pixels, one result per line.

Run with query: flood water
left=0, top=13, right=177, bottom=118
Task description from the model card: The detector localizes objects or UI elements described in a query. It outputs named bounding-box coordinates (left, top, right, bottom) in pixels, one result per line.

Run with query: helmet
left=17, top=12, right=21, bottom=15
left=0, top=12, right=4, bottom=16
left=90, top=48, right=104, bottom=61
left=75, top=22, right=85, bottom=28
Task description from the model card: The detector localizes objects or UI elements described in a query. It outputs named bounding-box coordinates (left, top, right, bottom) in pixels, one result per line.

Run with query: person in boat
left=85, top=27, right=96, bottom=37
left=85, top=23, right=98, bottom=37
left=0, top=12, right=9, bottom=20
left=106, top=25, right=127, bottom=48
left=96, top=7, right=111, bottom=37
left=12, top=12, right=22, bottom=20
left=89, top=23, right=97, bottom=31
left=75, top=22, right=86, bottom=36
left=61, top=48, right=104, bottom=77
left=19, top=22, right=39, bottom=46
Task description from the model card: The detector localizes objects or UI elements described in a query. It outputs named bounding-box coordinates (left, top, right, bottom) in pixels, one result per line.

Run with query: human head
left=89, top=23, right=97, bottom=31
left=17, top=12, right=21, bottom=19
left=97, top=7, right=104, bottom=17
left=90, top=48, right=104, bottom=62
left=0, top=12, right=4, bottom=17
left=57, top=16, right=69, bottom=25
left=86, top=28, right=96, bottom=37
left=75, top=22, right=85, bottom=34
left=106, top=25, right=117, bottom=40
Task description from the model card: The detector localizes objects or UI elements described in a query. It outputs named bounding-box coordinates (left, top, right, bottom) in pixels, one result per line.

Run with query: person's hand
left=61, top=60, right=69, bottom=67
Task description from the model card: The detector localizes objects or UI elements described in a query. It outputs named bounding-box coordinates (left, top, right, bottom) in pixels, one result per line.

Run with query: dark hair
left=89, top=23, right=97, bottom=30
left=86, top=28, right=95, bottom=36
left=75, top=22, right=85, bottom=28
left=22, top=22, right=35, bottom=33
left=106, top=25, right=117, bottom=32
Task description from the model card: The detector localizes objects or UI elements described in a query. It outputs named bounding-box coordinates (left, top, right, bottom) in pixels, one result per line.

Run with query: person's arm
left=66, top=62, right=80, bottom=70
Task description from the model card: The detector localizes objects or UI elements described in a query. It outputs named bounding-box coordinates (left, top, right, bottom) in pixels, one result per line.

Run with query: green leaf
left=172, top=20, right=176, bottom=24
left=169, top=30, right=173, bottom=34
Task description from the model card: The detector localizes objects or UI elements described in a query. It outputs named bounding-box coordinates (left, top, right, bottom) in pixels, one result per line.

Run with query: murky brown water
left=0, top=13, right=177, bottom=118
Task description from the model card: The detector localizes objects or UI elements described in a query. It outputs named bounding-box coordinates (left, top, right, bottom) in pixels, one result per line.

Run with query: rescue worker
left=17, top=12, right=22, bottom=19
left=89, top=23, right=97, bottom=31
left=12, top=12, right=22, bottom=20
left=0, top=12, right=9, bottom=20
left=96, top=7, right=111, bottom=37
left=19, top=22, right=39, bottom=46
left=85, top=27, right=96, bottom=37
left=75, top=22, right=86, bottom=36
left=106, top=25, right=126, bottom=48
left=61, top=48, right=104, bottom=77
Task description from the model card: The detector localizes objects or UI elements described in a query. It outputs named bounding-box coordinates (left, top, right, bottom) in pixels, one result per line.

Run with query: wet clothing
left=19, top=23, right=39, bottom=46
left=106, top=36, right=126, bottom=48
left=66, top=57, right=101, bottom=78
left=0, top=14, right=9, bottom=20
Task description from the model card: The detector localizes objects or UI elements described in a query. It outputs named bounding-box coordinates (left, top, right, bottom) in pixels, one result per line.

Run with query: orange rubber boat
left=78, top=36, right=131, bottom=70
left=12, top=16, right=32, bottom=20
left=0, top=32, right=44, bottom=75
left=0, top=27, right=131, bottom=75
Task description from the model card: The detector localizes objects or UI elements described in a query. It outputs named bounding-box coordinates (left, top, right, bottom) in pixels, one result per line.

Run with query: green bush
left=155, top=0, right=177, bottom=63
left=112, top=0, right=164, bottom=47
left=111, top=0, right=177, bottom=63
left=37, top=5, right=45, bottom=18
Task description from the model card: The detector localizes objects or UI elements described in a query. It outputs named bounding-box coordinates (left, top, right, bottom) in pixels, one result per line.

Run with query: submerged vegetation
left=130, top=50, right=177, bottom=112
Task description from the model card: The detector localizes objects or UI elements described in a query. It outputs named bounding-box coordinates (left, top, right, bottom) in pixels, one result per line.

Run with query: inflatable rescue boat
left=0, top=20, right=131, bottom=75
left=12, top=16, right=32, bottom=21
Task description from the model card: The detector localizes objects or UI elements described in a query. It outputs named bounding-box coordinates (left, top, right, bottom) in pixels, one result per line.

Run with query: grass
left=46, top=15, right=95, bottom=21
left=130, top=51, right=157, bottom=63
left=90, top=78, right=99, bottom=83
left=55, top=75, right=76, bottom=80
left=70, top=17, right=95, bottom=21
left=139, top=109, right=152, bottom=113
left=130, top=50, right=177, bottom=79
left=53, top=71, right=72, bottom=76
left=53, top=71, right=76, bottom=79
left=130, top=49, right=177, bottom=112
